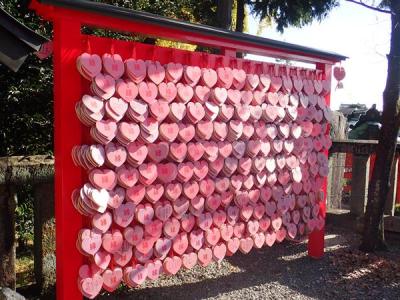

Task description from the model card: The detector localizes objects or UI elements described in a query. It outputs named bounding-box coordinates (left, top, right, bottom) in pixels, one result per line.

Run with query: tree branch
left=346, top=0, right=392, bottom=14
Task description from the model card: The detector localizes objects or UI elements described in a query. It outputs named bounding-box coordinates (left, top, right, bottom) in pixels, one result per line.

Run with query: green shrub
left=15, top=185, right=35, bottom=249
left=395, top=204, right=400, bottom=216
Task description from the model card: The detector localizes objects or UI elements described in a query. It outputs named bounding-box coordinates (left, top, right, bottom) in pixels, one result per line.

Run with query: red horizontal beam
left=30, top=0, right=342, bottom=65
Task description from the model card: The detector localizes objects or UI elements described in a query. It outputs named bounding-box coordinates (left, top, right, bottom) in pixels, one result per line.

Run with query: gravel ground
left=99, top=225, right=400, bottom=300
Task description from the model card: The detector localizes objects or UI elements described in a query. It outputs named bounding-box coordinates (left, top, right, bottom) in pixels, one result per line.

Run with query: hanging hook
left=110, top=40, right=115, bottom=55
left=85, top=37, right=92, bottom=53
left=130, top=42, right=137, bottom=59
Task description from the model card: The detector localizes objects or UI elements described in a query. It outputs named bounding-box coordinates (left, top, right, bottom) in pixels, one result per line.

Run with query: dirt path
left=99, top=225, right=400, bottom=300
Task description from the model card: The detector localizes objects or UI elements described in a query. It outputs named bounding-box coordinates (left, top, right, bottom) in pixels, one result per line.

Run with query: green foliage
left=0, top=0, right=52, bottom=36
left=15, top=185, right=35, bottom=248
left=0, top=0, right=53, bottom=156
left=247, top=0, right=339, bottom=33
left=0, top=57, right=54, bottom=156
left=232, top=0, right=250, bottom=33
left=93, top=0, right=217, bottom=26
left=255, top=16, right=271, bottom=36
left=395, top=204, right=400, bottom=216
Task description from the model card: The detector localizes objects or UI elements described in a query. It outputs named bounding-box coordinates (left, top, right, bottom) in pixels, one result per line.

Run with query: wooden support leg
left=0, top=184, right=17, bottom=289
left=350, top=154, right=370, bottom=216
left=308, top=194, right=326, bottom=259
left=327, top=152, right=346, bottom=209
left=34, top=182, right=55, bottom=295
left=308, top=227, right=325, bottom=259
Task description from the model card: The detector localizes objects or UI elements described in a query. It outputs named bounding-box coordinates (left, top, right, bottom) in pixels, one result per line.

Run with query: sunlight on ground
left=343, top=265, right=375, bottom=280
left=16, top=254, right=34, bottom=288
left=280, top=234, right=341, bottom=262
left=134, top=261, right=243, bottom=290
left=279, top=251, right=308, bottom=262
left=325, top=234, right=338, bottom=240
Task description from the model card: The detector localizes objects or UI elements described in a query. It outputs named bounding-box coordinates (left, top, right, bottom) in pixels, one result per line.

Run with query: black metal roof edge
left=0, top=7, right=48, bottom=50
left=37, top=0, right=347, bottom=62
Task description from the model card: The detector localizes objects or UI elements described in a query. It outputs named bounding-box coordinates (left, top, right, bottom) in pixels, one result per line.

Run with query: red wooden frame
left=30, top=1, right=341, bottom=299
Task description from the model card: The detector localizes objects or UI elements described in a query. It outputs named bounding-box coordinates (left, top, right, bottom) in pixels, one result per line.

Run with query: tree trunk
left=235, top=0, right=245, bottom=32
left=217, top=0, right=233, bottom=30
left=360, top=2, right=400, bottom=252
left=235, top=0, right=245, bottom=58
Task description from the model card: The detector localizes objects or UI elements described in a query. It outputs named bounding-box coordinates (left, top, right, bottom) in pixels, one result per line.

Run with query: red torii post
left=30, top=1, right=345, bottom=299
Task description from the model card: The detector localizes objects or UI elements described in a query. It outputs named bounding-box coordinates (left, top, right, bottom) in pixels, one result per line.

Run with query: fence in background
left=0, top=156, right=54, bottom=294
left=329, top=140, right=400, bottom=220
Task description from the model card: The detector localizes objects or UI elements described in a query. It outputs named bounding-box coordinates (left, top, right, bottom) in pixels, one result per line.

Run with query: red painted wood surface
left=343, top=155, right=352, bottom=191
left=30, top=1, right=339, bottom=299
left=52, top=19, right=85, bottom=300
left=397, top=162, right=400, bottom=204
left=308, top=63, right=331, bottom=259
left=369, top=154, right=376, bottom=180
left=343, top=153, right=352, bottom=193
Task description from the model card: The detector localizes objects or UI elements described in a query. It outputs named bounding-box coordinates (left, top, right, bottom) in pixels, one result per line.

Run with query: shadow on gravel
left=99, top=227, right=400, bottom=300
left=101, top=229, right=350, bottom=300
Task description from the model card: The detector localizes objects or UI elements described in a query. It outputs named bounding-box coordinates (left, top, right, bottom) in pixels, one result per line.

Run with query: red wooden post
left=369, top=154, right=376, bottom=179
left=308, top=63, right=332, bottom=259
left=53, top=18, right=84, bottom=300
left=397, top=160, right=400, bottom=204
left=221, top=48, right=237, bottom=58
